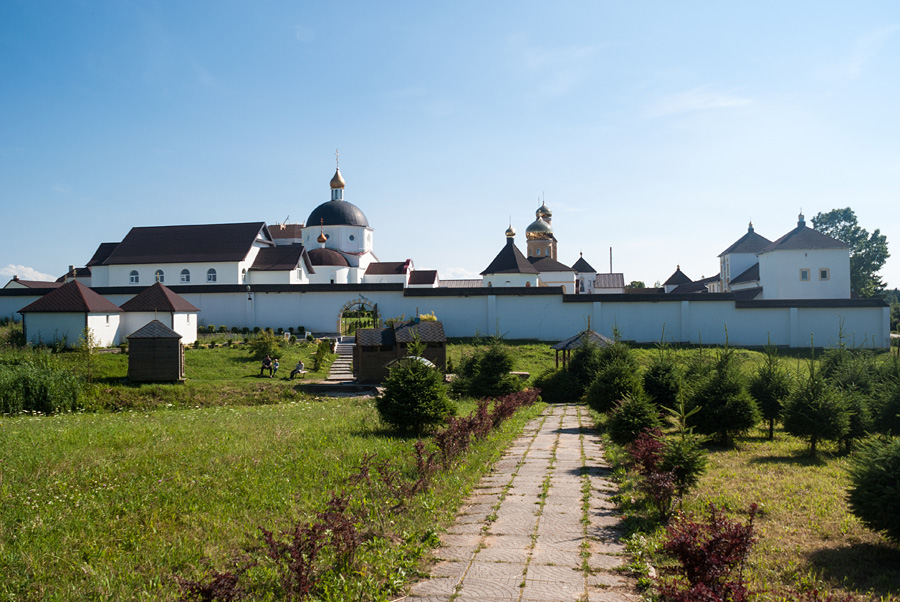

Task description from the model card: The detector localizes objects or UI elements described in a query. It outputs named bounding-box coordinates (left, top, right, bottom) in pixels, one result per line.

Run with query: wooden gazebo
left=551, top=330, right=613, bottom=368
left=127, top=320, right=185, bottom=383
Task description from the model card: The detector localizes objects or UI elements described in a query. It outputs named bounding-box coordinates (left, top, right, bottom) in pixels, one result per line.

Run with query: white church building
left=0, top=164, right=891, bottom=350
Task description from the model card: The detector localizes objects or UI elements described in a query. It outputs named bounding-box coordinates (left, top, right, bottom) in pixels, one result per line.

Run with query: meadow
left=2, top=323, right=899, bottom=600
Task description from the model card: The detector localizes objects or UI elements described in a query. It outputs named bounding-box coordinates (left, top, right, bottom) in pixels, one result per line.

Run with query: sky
left=2, top=1, right=899, bottom=289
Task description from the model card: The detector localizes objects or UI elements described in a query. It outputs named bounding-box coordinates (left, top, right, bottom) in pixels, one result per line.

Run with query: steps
left=326, top=336, right=355, bottom=381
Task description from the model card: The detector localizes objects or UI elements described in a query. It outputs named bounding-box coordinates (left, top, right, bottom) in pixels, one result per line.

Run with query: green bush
left=583, top=344, right=643, bottom=413
left=450, top=341, right=522, bottom=399
left=312, top=339, right=332, bottom=372
left=748, top=343, right=793, bottom=440
left=872, top=381, right=900, bottom=435
left=532, top=368, right=580, bottom=403
left=659, top=435, right=708, bottom=499
left=568, top=338, right=604, bottom=395
left=783, top=356, right=849, bottom=455
left=840, top=390, right=874, bottom=452
left=218, top=325, right=227, bottom=333
left=643, top=353, right=681, bottom=409
left=847, top=437, right=900, bottom=542
left=687, top=345, right=759, bottom=446
left=607, top=394, right=661, bottom=445
left=0, top=358, right=82, bottom=414
left=376, top=352, right=455, bottom=434
left=247, top=331, right=283, bottom=360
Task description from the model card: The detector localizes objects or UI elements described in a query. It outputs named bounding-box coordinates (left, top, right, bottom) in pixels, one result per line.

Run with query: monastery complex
left=1, top=165, right=891, bottom=349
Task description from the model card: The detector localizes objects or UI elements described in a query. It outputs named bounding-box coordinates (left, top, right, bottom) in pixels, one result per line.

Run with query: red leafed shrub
left=657, top=503, right=758, bottom=602
left=626, top=428, right=665, bottom=476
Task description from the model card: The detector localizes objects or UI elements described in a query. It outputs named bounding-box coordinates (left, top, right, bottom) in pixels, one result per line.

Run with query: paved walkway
left=404, top=404, right=638, bottom=602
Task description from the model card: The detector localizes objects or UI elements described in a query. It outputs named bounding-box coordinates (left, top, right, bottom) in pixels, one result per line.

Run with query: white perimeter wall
left=4, top=290, right=890, bottom=349
left=24, top=312, right=119, bottom=347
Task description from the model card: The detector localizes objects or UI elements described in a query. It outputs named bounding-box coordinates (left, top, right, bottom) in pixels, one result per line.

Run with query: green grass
left=0, top=395, right=546, bottom=601
left=602, top=417, right=900, bottom=600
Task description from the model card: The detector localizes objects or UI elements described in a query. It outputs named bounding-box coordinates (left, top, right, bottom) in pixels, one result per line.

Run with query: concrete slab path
left=402, top=403, right=639, bottom=602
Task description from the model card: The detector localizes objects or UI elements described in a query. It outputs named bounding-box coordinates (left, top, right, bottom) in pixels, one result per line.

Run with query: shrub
left=840, top=390, right=874, bottom=452
left=230, top=326, right=239, bottom=334
left=218, top=325, right=227, bottom=333
left=644, top=352, right=681, bottom=409
left=376, top=343, right=455, bottom=434
left=584, top=343, right=643, bottom=413
left=207, top=325, right=216, bottom=333
left=687, top=345, right=759, bottom=446
left=568, top=338, right=605, bottom=395
left=748, top=343, right=793, bottom=440
left=532, top=368, right=580, bottom=403
left=783, top=355, right=850, bottom=455
left=846, top=437, right=900, bottom=542
left=608, top=394, right=662, bottom=446
left=450, top=340, right=522, bottom=399
left=872, top=381, right=900, bottom=435
left=241, top=327, right=250, bottom=335
left=253, top=326, right=261, bottom=334
left=656, top=503, right=758, bottom=602
left=660, top=436, right=707, bottom=501
left=0, top=357, right=83, bottom=414
left=312, top=339, right=332, bottom=372
left=247, top=331, right=283, bottom=360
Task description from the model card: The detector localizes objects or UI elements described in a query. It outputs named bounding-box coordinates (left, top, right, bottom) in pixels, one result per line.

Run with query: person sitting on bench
left=290, top=359, right=306, bottom=379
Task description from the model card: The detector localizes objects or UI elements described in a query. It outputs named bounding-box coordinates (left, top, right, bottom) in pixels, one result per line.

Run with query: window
left=348, top=234, right=355, bottom=241
left=800, top=268, right=810, bottom=281
left=525, top=281, right=531, bottom=287
left=181, top=269, right=190, bottom=283
left=207, top=268, right=217, bottom=282
left=819, top=268, right=830, bottom=281
left=241, top=268, right=247, bottom=283
left=155, top=269, right=164, bottom=283
left=129, top=270, right=139, bottom=284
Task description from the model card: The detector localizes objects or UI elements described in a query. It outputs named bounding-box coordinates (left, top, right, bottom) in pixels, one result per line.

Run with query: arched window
left=241, top=268, right=247, bottom=283
left=129, top=270, right=139, bottom=284
left=207, top=268, right=217, bottom=283
left=181, top=269, right=190, bottom=283
left=155, top=270, right=164, bottom=283
left=525, top=281, right=531, bottom=287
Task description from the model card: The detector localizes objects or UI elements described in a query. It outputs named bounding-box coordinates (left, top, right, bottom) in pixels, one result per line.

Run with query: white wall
left=106, top=260, right=252, bottom=287
left=759, top=248, right=851, bottom=300
left=5, top=288, right=890, bottom=349
left=24, top=313, right=86, bottom=347
left=24, top=312, right=119, bottom=347
left=482, top=273, right=539, bottom=288
left=539, top=272, right=576, bottom=294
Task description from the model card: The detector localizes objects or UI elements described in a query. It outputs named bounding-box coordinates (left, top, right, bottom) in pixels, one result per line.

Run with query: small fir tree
left=687, top=341, right=760, bottom=446
left=376, top=336, right=455, bottom=434
left=607, top=394, right=662, bottom=446
left=747, top=341, right=793, bottom=440
left=783, top=344, right=850, bottom=455
left=847, top=437, right=900, bottom=543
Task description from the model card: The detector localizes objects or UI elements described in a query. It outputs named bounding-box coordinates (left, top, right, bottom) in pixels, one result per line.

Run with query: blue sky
left=2, top=1, right=898, bottom=288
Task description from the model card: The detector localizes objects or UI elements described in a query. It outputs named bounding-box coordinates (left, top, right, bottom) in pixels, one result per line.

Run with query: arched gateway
left=336, top=297, right=378, bottom=336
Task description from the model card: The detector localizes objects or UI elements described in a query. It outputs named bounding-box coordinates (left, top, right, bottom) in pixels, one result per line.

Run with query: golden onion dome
left=330, top=168, right=345, bottom=189
left=317, top=231, right=327, bottom=244
left=525, top=217, right=553, bottom=240
left=536, top=201, right=552, bottom=220
left=505, top=224, right=516, bottom=238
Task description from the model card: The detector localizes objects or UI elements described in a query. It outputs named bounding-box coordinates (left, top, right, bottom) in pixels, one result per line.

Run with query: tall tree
left=811, top=208, right=889, bottom=297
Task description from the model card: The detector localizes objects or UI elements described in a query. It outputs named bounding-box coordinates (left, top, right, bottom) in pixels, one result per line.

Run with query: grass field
left=0, top=395, right=545, bottom=601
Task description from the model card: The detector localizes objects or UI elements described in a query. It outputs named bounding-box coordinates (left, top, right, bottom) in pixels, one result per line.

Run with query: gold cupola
left=525, top=216, right=553, bottom=240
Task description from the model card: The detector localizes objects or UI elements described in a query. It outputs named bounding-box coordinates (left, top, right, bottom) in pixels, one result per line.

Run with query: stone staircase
left=326, top=336, right=356, bottom=381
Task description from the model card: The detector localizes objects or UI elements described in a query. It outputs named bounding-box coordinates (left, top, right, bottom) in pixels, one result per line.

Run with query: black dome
left=307, top=248, right=350, bottom=267
left=306, top=200, right=369, bottom=228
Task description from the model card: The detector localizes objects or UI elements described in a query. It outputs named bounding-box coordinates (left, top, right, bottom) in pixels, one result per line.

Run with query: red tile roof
left=19, top=281, right=122, bottom=313
left=365, top=261, right=412, bottom=275
left=120, top=283, right=199, bottom=312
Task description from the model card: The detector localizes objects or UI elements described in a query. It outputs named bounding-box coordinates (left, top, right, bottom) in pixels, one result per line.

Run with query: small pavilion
left=551, top=330, right=613, bottom=368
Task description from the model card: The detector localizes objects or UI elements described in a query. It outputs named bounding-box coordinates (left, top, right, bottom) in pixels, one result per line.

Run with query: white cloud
left=0, top=264, right=56, bottom=281
left=441, top=266, right=480, bottom=280
left=647, top=86, right=753, bottom=117
left=822, top=25, right=899, bottom=81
